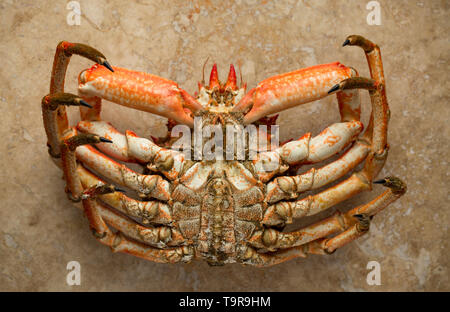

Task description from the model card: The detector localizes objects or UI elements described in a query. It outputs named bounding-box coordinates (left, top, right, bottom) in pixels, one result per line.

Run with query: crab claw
left=225, top=64, right=238, bottom=90
left=60, top=41, right=114, bottom=72
left=373, top=176, right=407, bottom=195
left=234, top=62, right=355, bottom=124
left=63, top=133, right=112, bottom=151
left=78, top=65, right=201, bottom=127
left=42, top=93, right=93, bottom=110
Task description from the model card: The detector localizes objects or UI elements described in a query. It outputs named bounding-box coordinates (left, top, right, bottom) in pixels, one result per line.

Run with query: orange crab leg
left=79, top=95, right=102, bottom=121
left=78, top=65, right=202, bottom=127
left=343, top=35, right=389, bottom=180
left=233, top=62, right=355, bottom=124
left=337, top=88, right=361, bottom=122
left=42, top=41, right=114, bottom=157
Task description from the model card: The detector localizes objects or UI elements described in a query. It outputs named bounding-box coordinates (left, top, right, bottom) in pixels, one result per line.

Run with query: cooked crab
left=41, top=35, right=406, bottom=266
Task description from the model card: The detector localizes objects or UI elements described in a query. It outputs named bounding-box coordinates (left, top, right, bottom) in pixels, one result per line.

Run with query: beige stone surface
left=0, top=0, right=448, bottom=291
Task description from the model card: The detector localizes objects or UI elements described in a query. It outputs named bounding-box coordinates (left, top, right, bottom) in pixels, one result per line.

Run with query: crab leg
left=247, top=177, right=405, bottom=266
left=60, top=131, right=113, bottom=201
left=97, top=202, right=185, bottom=248
left=76, top=120, right=184, bottom=180
left=74, top=171, right=186, bottom=257
left=84, top=200, right=193, bottom=263
left=113, top=234, right=194, bottom=263
left=264, top=172, right=370, bottom=223
left=337, top=88, right=361, bottom=122
left=254, top=120, right=364, bottom=181
left=79, top=95, right=102, bottom=121
left=78, top=65, right=202, bottom=127
left=233, top=62, right=356, bottom=124
left=320, top=177, right=406, bottom=253
left=42, top=42, right=114, bottom=157
left=265, top=140, right=370, bottom=204
left=335, top=35, right=390, bottom=180
left=75, top=145, right=171, bottom=200
left=42, top=93, right=94, bottom=157
left=78, top=165, right=172, bottom=225
left=255, top=177, right=405, bottom=246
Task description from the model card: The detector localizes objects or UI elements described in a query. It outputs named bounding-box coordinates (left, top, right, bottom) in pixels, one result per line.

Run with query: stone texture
left=0, top=0, right=448, bottom=291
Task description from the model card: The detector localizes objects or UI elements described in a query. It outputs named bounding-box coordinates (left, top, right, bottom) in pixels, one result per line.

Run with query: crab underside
left=42, top=35, right=406, bottom=266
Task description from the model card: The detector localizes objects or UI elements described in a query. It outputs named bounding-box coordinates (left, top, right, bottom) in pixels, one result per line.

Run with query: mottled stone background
left=0, top=0, right=448, bottom=291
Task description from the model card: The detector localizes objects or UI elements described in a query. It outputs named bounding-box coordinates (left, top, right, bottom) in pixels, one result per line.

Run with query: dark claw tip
left=327, top=84, right=340, bottom=94
left=114, top=187, right=126, bottom=193
left=373, top=179, right=387, bottom=184
left=99, top=137, right=113, bottom=143
left=342, top=39, right=350, bottom=47
left=102, top=60, right=114, bottom=72
left=79, top=99, right=93, bottom=108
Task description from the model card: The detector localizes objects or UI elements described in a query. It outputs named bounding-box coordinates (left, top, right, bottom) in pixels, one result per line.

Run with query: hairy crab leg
left=251, top=177, right=406, bottom=250
left=75, top=144, right=171, bottom=201
left=254, top=120, right=364, bottom=181
left=42, top=42, right=114, bottom=158
left=76, top=120, right=184, bottom=180
left=78, top=65, right=202, bottom=127
left=233, top=62, right=356, bottom=124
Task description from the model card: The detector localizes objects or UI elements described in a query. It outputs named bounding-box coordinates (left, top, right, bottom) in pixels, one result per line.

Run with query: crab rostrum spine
left=42, top=36, right=406, bottom=266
